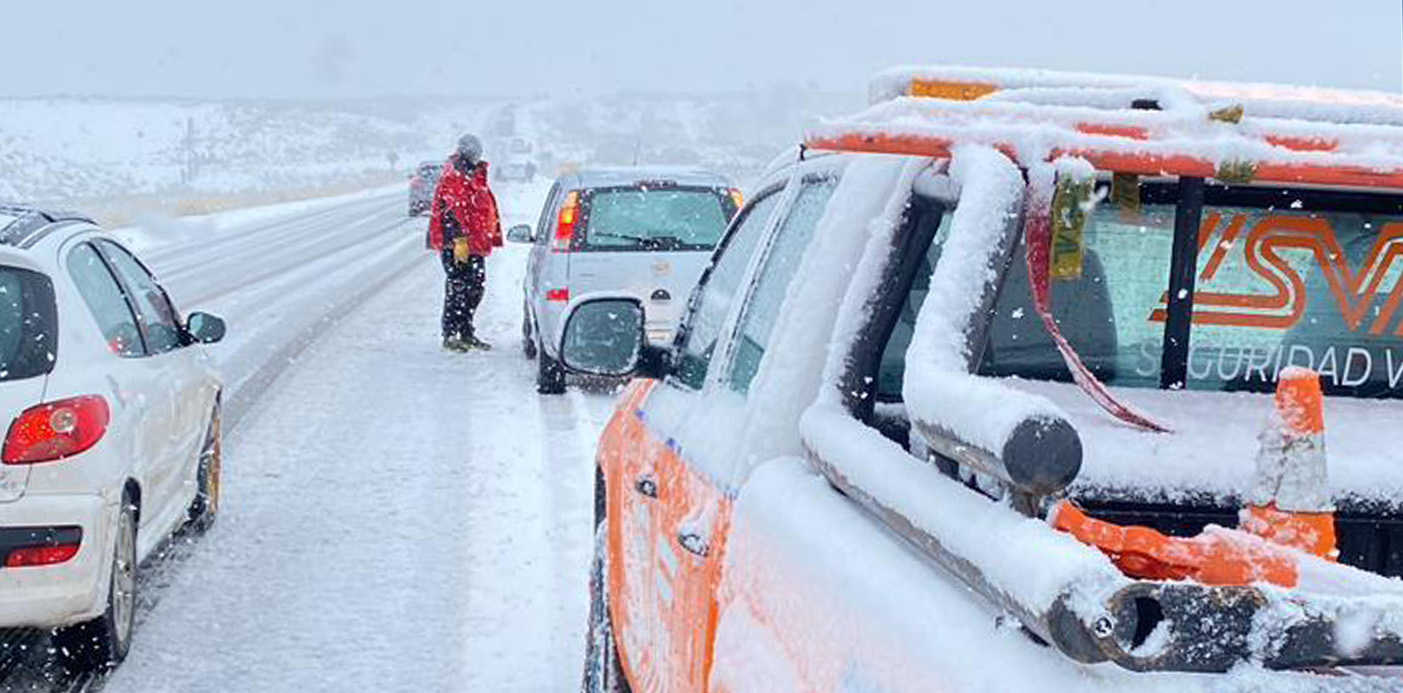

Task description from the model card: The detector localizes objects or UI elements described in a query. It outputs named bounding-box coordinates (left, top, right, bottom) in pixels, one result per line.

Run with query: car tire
left=186, top=404, right=222, bottom=532
left=581, top=467, right=631, bottom=693
left=54, top=491, right=137, bottom=672
left=537, top=335, right=566, bottom=395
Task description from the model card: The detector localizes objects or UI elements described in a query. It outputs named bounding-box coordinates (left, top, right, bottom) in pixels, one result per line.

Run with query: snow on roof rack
left=810, top=65, right=1403, bottom=191
left=869, top=65, right=1403, bottom=126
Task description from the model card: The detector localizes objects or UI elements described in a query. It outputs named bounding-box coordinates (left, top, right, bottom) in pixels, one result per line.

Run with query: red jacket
left=428, top=158, right=503, bottom=255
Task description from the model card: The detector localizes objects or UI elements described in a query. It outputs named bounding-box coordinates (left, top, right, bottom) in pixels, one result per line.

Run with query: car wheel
left=186, top=404, right=222, bottom=532
left=581, top=467, right=631, bottom=693
left=537, top=335, right=566, bottom=395
left=54, top=491, right=137, bottom=672
left=523, top=306, right=538, bottom=360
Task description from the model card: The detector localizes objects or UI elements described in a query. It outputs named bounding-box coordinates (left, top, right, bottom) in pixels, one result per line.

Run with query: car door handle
left=634, top=475, right=657, bottom=499
left=677, top=531, right=709, bottom=558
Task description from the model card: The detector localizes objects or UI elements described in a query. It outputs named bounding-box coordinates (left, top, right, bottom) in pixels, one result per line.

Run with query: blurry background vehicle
left=407, top=160, right=444, bottom=216
left=508, top=167, right=741, bottom=394
left=0, top=205, right=225, bottom=672
left=495, top=138, right=538, bottom=182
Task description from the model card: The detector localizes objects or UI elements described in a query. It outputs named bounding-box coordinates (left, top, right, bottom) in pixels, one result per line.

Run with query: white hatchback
left=0, top=206, right=224, bottom=671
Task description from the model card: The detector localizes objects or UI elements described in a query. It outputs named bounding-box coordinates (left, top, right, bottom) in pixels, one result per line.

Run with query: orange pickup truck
left=560, top=66, right=1403, bottom=692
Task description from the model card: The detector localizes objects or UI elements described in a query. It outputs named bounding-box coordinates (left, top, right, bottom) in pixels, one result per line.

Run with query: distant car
left=0, top=205, right=225, bottom=671
left=495, top=139, right=537, bottom=182
left=507, top=167, right=741, bottom=394
left=496, top=161, right=537, bottom=182
left=408, top=161, right=443, bottom=216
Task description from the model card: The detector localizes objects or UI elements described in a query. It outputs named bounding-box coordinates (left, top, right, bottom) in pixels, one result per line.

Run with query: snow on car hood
left=1004, top=378, right=1403, bottom=508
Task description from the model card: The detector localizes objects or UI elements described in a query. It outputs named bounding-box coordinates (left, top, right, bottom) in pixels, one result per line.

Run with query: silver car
left=508, top=167, right=740, bottom=394
left=407, top=160, right=443, bottom=216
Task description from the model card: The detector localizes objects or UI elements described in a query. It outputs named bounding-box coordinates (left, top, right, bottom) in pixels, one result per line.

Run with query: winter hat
left=456, top=134, right=483, bottom=163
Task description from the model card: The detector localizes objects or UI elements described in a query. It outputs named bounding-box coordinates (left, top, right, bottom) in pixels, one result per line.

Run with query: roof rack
left=809, top=66, right=1403, bottom=191
left=0, top=204, right=94, bottom=226
left=0, top=204, right=95, bottom=248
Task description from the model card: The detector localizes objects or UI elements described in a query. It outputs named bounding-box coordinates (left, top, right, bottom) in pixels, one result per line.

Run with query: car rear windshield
left=579, top=186, right=734, bottom=252
left=0, top=266, right=57, bottom=382
left=979, top=183, right=1403, bottom=399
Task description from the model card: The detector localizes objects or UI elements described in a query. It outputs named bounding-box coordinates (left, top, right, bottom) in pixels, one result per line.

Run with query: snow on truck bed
left=1008, top=377, right=1403, bottom=508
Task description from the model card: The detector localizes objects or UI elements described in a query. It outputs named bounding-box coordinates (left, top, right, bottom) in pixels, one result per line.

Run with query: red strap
left=1023, top=179, right=1170, bottom=433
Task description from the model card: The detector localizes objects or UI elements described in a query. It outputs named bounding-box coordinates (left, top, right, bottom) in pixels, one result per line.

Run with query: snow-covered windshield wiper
left=590, top=230, right=652, bottom=247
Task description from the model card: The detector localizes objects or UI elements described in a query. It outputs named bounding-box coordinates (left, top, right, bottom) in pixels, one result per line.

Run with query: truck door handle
left=634, top=476, right=657, bottom=499
left=677, top=531, right=709, bottom=558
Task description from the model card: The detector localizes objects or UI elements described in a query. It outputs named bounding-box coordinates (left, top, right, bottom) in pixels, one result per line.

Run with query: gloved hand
left=452, top=237, right=471, bottom=263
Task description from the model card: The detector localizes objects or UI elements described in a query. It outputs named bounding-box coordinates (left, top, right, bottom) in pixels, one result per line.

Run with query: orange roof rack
left=811, top=66, right=1403, bottom=191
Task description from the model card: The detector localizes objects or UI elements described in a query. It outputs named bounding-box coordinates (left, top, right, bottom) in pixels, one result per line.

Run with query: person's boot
left=464, top=334, right=493, bottom=351
left=442, top=336, right=471, bottom=352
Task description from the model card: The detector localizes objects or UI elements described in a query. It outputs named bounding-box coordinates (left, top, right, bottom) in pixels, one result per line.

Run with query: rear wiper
left=591, top=231, right=651, bottom=245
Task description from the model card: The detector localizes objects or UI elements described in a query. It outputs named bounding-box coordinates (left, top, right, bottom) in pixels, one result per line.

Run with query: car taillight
left=546, top=288, right=570, bottom=303
left=5, top=543, right=80, bottom=568
left=728, top=188, right=745, bottom=211
left=553, top=191, right=581, bottom=253
left=2, top=396, right=110, bottom=465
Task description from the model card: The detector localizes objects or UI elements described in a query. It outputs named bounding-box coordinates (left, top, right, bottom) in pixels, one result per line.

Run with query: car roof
left=0, top=204, right=95, bottom=249
left=567, top=166, right=732, bottom=189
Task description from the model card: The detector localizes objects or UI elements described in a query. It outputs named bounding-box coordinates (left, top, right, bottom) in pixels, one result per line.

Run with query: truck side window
left=673, top=187, right=784, bottom=390
left=876, top=210, right=953, bottom=401
left=728, top=177, right=839, bottom=394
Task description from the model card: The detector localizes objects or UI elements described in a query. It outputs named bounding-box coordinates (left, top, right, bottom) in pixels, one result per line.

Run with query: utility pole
left=181, top=117, right=198, bottom=186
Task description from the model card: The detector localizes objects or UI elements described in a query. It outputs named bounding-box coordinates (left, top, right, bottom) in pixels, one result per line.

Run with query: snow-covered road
left=2, top=180, right=614, bottom=691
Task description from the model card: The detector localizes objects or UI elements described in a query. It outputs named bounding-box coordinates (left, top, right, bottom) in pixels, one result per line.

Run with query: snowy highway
left=1, top=181, right=611, bottom=691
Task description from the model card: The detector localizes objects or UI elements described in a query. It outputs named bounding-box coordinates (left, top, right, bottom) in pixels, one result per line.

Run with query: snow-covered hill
left=0, top=87, right=855, bottom=212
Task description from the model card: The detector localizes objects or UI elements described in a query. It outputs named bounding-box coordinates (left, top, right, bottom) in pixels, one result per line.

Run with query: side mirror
left=506, top=224, right=534, bottom=244
left=186, top=312, right=226, bottom=344
left=560, top=298, right=670, bottom=379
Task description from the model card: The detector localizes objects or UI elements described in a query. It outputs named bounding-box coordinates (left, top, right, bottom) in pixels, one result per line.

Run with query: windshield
left=979, top=184, right=1403, bottom=399
left=580, top=186, right=734, bottom=252
left=0, top=266, right=57, bottom=382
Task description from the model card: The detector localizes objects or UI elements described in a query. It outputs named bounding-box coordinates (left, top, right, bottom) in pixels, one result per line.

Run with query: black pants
left=441, top=250, right=486, bottom=340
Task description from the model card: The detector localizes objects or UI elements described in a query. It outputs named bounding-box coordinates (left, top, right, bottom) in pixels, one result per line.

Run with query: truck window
left=977, top=204, right=1175, bottom=390
left=673, top=186, right=785, bottom=390
left=728, top=177, right=839, bottom=394
left=876, top=211, right=954, bottom=401
left=978, top=185, right=1403, bottom=399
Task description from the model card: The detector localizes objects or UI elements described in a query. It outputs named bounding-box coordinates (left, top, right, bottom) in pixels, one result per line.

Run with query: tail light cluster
left=728, top=188, right=745, bottom=211
left=552, top=191, right=581, bottom=253
left=2, top=527, right=83, bottom=568
left=6, top=543, right=80, bottom=568
left=2, top=395, right=110, bottom=465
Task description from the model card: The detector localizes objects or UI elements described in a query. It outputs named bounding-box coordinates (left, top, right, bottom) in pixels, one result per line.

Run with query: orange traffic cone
left=1050, top=368, right=1339, bottom=588
left=1240, top=367, right=1337, bottom=560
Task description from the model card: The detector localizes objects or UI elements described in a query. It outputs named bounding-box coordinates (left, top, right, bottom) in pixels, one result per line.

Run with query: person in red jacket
left=428, top=134, right=503, bottom=351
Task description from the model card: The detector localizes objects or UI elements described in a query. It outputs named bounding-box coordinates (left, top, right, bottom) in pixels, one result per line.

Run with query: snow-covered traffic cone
left=1240, top=367, right=1337, bottom=560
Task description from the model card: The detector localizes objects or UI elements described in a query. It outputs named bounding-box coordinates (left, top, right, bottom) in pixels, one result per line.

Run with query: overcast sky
left=3, top=0, right=1400, bottom=99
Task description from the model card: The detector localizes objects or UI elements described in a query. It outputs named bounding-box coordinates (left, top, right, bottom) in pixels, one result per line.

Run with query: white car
left=508, top=167, right=740, bottom=394
left=0, top=205, right=224, bottom=671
